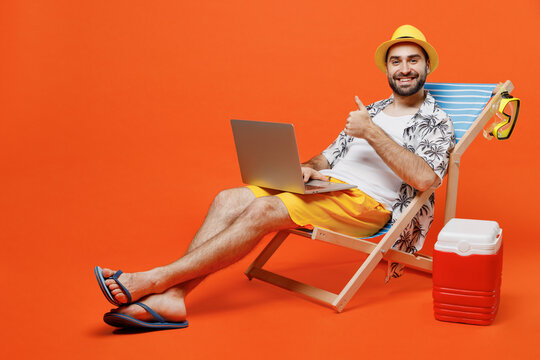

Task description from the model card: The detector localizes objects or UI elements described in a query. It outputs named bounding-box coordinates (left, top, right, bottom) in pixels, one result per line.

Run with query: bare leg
left=189, top=187, right=258, bottom=250
left=160, top=187, right=259, bottom=299
left=103, top=187, right=256, bottom=303
left=155, top=195, right=296, bottom=286
left=104, top=188, right=294, bottom=303
left=107, top=195, right=295, bottom=322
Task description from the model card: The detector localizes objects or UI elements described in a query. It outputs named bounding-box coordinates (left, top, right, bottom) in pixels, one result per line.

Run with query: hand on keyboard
left=301, top=167, right=329, bottom=183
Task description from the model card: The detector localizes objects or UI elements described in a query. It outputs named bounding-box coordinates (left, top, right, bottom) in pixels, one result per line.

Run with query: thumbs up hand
left=344, top=96, right=373, bottom=139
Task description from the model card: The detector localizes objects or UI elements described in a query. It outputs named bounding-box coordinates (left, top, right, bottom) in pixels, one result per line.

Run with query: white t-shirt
left=320, top=111, right=412, bottom=210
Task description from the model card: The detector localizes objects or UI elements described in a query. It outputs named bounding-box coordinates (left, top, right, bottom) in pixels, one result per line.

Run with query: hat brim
left=374, top=38, right=439, bottom=74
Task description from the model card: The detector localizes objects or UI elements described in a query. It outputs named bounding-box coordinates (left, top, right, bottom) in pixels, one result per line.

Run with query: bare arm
left=302, top=154, right=330, bottom=171
left=345, top=96, right=439, bottom=191
left=300, top=154, right=331, bottom=183
left=361, top=125, right=439, bottom=191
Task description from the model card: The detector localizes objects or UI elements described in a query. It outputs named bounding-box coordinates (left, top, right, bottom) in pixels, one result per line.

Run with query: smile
left=396, top=77, right=417, bottom=84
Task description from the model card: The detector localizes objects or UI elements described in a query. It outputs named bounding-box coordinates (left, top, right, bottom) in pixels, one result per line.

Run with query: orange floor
left=3, top=219, right=539, bottom=359
left=2, top=1, right=539, bottom=359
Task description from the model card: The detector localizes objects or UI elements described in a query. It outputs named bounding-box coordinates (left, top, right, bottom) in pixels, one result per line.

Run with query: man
left=95, top=24, right=454, bottom=328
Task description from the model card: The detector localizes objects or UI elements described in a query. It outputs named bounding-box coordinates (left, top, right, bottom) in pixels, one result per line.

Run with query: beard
left=387, top=66, right=427, bottom=96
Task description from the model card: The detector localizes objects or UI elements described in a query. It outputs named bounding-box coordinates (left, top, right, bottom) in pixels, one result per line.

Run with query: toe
left=102, top=268, right=116, bottom=278
left=110, top=303, right=144, bottom=319
left=111, top=288, right=123, bottom=296
left=113, top=292, right=127, bottom=304
left=105, top=280, right=119, bottom=290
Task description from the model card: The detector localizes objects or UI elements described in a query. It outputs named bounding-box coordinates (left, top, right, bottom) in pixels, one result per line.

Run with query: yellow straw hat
left=374, top=25, right=439, bottom=73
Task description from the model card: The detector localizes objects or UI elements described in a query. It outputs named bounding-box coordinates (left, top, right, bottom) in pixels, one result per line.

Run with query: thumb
left=355, top=96, right=365, bottom=110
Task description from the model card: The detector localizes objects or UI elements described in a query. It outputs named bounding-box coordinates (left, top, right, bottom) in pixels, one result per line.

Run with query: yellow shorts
left=246, top=179, right=391, bottom=238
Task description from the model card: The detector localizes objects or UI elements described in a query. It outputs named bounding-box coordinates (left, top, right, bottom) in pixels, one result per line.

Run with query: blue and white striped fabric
left=306, top=84, right=497, bottom=240
left=363, top=221, right=393, bottom=239
left=361, top=83, right=496, bottom=240
left=424, top=83, right=497, bottom=143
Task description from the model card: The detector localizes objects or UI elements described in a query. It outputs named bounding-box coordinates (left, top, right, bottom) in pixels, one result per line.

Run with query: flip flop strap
left=134, top=302, right=165, bottom=323
left=112, top=270, right=132, bottom=304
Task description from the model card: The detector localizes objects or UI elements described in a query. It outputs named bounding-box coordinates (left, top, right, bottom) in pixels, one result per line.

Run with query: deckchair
left=245, top=80, right=516, bottom=312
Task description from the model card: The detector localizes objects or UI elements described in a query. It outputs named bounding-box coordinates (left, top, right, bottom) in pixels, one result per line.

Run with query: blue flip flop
left=94, top=266, right=132, bottom=306
left=103, top=302, right=189, bottom=330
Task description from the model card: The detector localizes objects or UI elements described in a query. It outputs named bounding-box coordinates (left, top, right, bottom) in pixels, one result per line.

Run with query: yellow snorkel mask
left=483, top=91, right=520, bottom=140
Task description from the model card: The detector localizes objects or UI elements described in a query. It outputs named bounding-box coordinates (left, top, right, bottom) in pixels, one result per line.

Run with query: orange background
left=1, top=0, right=539, bottom=359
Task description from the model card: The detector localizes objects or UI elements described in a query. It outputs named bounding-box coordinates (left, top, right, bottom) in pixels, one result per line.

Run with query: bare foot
left=102, top=268, right=167, bottom=305
left=110, top=287, right=187, bottom=323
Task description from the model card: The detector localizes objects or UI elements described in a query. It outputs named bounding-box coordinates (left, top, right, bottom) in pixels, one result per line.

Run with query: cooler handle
left=495, top=228, right=503, bottom=253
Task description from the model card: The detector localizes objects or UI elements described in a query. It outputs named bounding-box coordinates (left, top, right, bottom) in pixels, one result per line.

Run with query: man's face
left=386, top=43, right=430, bottom=96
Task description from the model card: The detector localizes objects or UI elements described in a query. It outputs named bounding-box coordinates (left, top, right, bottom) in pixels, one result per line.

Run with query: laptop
left=230, top=119, right=356, bottom=194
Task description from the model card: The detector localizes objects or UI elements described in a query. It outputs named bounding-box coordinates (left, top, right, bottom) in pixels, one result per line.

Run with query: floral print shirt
left=323, top=92, right=455, bottom=276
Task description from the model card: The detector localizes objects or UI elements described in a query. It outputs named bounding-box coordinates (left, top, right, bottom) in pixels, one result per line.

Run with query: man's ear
left=426, top=59, right=431, bottom=75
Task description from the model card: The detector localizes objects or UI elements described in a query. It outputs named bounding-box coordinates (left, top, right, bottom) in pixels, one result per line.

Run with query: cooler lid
left=435, top=218, right=502, bottom=256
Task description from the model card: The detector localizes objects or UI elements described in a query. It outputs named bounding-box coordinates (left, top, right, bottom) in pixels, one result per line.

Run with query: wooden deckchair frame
left=245, top=80, right=515, bottom=312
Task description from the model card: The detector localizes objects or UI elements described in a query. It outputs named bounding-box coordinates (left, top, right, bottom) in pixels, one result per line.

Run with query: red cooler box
left=433, top=218, right=503, bottom=325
